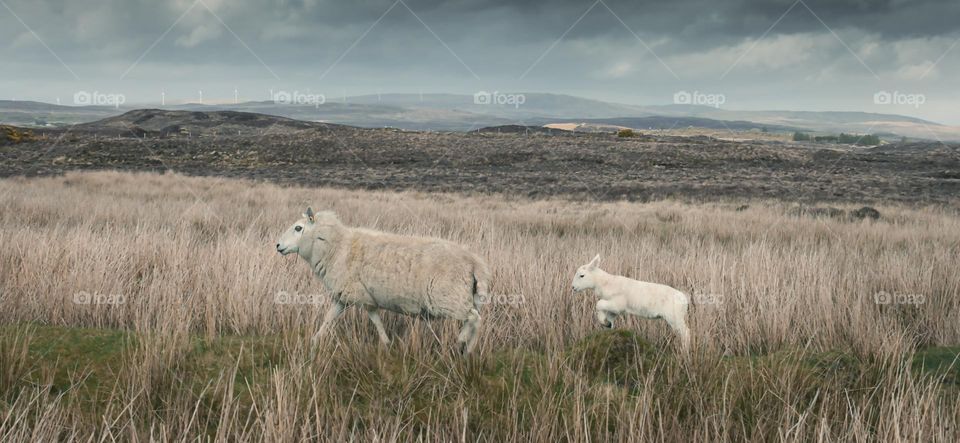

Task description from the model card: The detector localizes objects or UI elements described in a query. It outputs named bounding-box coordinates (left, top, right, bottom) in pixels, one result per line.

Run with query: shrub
left=0, top=125, right=37, bottom=144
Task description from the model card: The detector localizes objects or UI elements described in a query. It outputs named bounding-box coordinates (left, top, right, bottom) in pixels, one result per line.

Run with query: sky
left=1, top=0, right=959, bottom=123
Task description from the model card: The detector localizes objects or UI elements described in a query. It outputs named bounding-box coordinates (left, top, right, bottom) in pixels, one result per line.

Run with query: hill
left=0, top=100, right=120, bottom=126
left=542, top=116, right=798, bottom=133
left=4, top=94, right=959, bottom=140
left=60, top=109, right=350, bottom=137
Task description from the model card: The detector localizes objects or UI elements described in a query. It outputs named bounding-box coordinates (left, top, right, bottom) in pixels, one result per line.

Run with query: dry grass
left=0, top=170, right=958, bottom=441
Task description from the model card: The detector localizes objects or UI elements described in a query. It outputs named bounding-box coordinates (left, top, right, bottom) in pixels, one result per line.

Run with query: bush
left=838, top=133, right=881, bottom=146
left=617, top=128, right=636, bottom=138
left=0, top=125, right=37, bottom=144
left=804, top=132, right=880, bottom=146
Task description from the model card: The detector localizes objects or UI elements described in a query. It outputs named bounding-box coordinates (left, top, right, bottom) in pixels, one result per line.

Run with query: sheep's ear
left=303, top=207, right=315, bottom=223
left=587, top=254, right=601, bottom=269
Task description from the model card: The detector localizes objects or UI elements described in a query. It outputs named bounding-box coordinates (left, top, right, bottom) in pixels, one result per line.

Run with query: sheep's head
left=572, top=254, right=601, bottom=292
left=276, top=207, right=342, bottom=258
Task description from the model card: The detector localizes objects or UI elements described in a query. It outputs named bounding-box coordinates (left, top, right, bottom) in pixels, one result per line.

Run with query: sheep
left=572, top=254, right=691, bottom=350
left=276, top=207, right=489, bottom=355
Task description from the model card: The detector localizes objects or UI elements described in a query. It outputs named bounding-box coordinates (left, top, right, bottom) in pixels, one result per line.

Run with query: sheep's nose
left=276, top=243, right=281, bottom=250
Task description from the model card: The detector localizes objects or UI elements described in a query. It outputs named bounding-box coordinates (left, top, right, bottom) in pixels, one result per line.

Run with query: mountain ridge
left=2, top=94, right=957, bottom=140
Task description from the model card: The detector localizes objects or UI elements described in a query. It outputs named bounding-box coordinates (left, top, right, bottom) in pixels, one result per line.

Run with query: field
left=4, top=117, right=960, bottom=205
left=1, top=170, right=958, bottom=441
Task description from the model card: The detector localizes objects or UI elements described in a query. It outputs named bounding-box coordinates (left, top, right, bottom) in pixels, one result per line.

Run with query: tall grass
left=0, top=171, right=957, bottom=441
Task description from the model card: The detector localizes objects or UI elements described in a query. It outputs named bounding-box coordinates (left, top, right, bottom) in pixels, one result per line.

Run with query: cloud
left=0, top=0, right=958, bottom=123
left=175, top=23, right=223, bottom=48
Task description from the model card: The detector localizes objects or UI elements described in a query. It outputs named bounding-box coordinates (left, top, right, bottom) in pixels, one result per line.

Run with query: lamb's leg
left=365, top=307, right=391, bottom=345
left=311, top=301, right=345, bottom=346
left=595, top=300, right=616, bottom=329
left=457, top=309, right=482, bottom=356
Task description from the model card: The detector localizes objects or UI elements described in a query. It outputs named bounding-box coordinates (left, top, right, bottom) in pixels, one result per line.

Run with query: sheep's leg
left=311, top=301, right=345, bottom=346
left=365, top=307, right=391, bottom=345
left=665, top=315, right=691, bottom=351
left=457, top=309, right=482, bottom=356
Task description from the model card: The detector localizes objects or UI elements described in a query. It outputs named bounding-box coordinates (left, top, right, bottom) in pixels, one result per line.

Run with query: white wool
left=277, top=208, right=489, bottom=355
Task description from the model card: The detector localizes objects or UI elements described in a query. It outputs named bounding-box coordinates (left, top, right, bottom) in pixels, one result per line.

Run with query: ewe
left=276, top=208, right=489, bottom=355
left=572, top=255, right=691, bottom=349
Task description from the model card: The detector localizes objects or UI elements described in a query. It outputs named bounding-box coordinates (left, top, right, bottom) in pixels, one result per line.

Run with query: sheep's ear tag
left=304, top=207, right=315, bottom=223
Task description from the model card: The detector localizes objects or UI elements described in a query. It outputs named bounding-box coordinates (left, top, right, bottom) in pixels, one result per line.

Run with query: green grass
left=565, top=329, right=653, bottom=385
left=2, top=324, right=958, bottom=439
left=913, top=346, right=960, bottom=385
left=0, top=324, right=132, bottom=401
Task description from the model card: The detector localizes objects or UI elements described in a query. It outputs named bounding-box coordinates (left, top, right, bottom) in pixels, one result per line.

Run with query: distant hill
left=0, top=100, right=120, bottom=126
left=344, top=93, right=651, bottom=119
left=4, top=93, right=959, bottom=141
left=178, top=101, right=514, bottom=131
left=476, top=124, right=569, bottom=134
left=542, top=116, right=798, bottom=133
left=57, top=109, right=350, bottom=137
left=645, top=105, right=959, bottom=140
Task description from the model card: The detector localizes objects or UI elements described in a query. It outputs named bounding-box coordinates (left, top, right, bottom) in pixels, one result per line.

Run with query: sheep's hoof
left=602, top=320, right=614, bottom=329
left=459, top=342, right=469, bottom=357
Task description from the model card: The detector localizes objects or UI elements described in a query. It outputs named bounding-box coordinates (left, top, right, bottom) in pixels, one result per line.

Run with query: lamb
left=572, top=255, right=691, bottom=350
left=276, top=207, right=489, bottom=355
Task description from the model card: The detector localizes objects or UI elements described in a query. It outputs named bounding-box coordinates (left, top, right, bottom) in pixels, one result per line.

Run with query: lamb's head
left=572, top=254, right=602, bottom=292
left=276, top=207, right=343, bottom=259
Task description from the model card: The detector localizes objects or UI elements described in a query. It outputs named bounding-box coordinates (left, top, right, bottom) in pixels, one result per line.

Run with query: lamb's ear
left=303, top=207, right=315, bottom=223
left=587, top=254, right=601, bottom=270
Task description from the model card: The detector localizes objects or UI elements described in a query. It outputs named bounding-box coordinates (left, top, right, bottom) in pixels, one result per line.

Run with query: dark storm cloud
left=1, top=0, right=958, bottom=123
left=4, top=0, right=958, bottom=60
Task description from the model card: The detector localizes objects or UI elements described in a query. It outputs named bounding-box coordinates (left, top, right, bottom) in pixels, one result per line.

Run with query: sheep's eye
left=578, top=274, right=584, bottom=278
left=294, top=226, right=303, bottom=232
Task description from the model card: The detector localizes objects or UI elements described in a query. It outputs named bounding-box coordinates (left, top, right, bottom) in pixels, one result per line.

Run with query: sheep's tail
left=683, top=290, right=694, bottom=312
left=471, top=256, right=492, bottom=309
